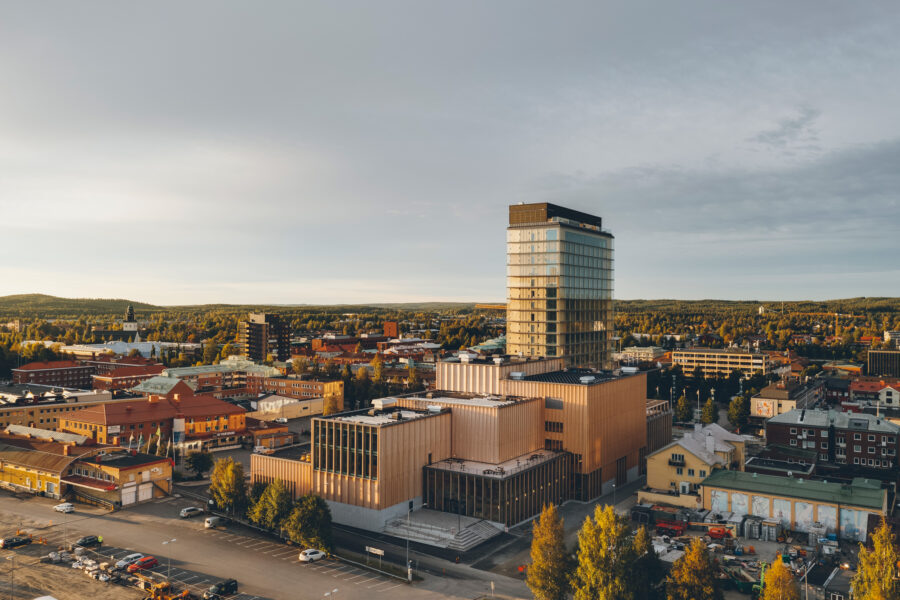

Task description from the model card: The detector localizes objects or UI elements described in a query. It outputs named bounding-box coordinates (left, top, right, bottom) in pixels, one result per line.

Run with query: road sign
left=366, top=546, right=384, bottom=556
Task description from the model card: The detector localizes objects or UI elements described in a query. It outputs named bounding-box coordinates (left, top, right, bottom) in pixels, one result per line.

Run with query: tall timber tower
left=506, top=203, right=614, bottom=369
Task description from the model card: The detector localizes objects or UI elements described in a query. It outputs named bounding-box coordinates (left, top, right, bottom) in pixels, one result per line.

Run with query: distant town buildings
left=750, top=379, right=825, bottom=419
left=12, top=360, right=94, bottom=388
left=672, top=348, right=771, bottom=378
left=505, top=202, right=614, bottom=370
left=868, top=349, right=900, bottom=378
left=240, top=312, right=291, bottom=361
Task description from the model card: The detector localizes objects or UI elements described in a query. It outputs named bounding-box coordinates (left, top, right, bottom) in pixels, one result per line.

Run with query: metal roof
left=702, top=469, right=886, bottom=511
left=768, top=409, right=900, bottom=434
left=132, top=376, right=196, bottom=395
left=4, top=425, right=89, bottom=445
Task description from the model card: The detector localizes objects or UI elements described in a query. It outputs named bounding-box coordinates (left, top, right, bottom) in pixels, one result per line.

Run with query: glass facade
left=506, top=208, right=614, bottom=369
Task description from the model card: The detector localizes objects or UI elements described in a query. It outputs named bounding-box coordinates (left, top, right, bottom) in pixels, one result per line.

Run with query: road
left=0, top=492, right=528, bottom=600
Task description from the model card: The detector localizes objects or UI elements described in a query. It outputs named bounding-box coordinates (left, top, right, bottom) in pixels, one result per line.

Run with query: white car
left=115, top=553, right=144, bottom=569
left=54, top=503, right=74, bottom=513
left=274, top=417, right=289, bottom=424
left=298, top=549, right=326, bottom=562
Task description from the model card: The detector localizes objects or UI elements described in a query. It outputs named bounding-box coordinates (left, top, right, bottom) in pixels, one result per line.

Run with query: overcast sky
left=2, top=1, right=899, bottom=305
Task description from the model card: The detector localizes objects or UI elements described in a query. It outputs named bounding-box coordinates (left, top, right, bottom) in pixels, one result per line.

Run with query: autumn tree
left=209, top=457, right=248, bottom=516
left=852, top=518, right=900, bottom=600
left=761, top=559, right=799, bottom=600
left=248, top=479, right=293, bottom=531
left=701, top=397, right=716, bottom=425
left=526, top=504, right=569, bottom=600
left=323, top=393, right=340, bottom=416
left=630, top=526, right=665, bottom=600
left=203, top=339, right=218, bottom=364
left=572, top=504, right=636, bottom=600
left=675, top=395, right=693, bottom=423
left=284, top=493, right=333, bottom=551
left=666, top=537, right=722, bottom=600
left=292, top=357, right=309, bottom=375
left=728, top=395, right=750, bottom=431
left=371, top=354, right=384, bottom=383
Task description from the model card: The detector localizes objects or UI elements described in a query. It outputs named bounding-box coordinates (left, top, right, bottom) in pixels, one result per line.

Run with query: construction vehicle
left=708, top=526, right=733, bottom=540
left=133, top=572, right=172, bottom=594
left=655, top=520, right=687, bottom=537
left=689, top=521, right=738, bottom=537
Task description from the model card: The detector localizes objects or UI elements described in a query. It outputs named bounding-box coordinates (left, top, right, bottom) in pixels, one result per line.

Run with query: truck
left=655, top=520, right=687, bottom=537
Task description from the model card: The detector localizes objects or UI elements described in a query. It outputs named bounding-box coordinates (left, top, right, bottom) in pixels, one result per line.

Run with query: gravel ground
left=0, top=553, right=143, bottom=600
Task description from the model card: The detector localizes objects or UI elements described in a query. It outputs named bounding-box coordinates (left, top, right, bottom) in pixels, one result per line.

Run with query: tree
left=324, top=358, right=339, bottom=379
left=248, top=479, right=293, bottom=531
left=852, top=518, right=900, bottom=600
left=292, top=357, right=309, bottom=375
left=371, top=354, right=384, bottom=383
left=283, top=493, right=333, bottom=551
left=630, top=526, right=665, bottom=600
left=572, top=504, right=636, bottom=600
left=761, top=559, right=799, bottom=600
left=701, top=397, right=716, bottom=425
left=184, top=451, right=214, bottom=477
left=728, top=395, right=749, bottom=431
left=249, top=481, right=267, bottom=506
left=128, top=348, right=142, bottom=358
left=407, top=364, right=421, bottom=390
left=203, top=339, right=218, bottom=364
left=675, top=395, right=693, bottom=423
left=209, top=457, right=248, bottom=516
left=526, top=504, right=569, bottom=600
left=323, top=393, right=340, bottom=416
left=666, top=537, right=722, bottom=600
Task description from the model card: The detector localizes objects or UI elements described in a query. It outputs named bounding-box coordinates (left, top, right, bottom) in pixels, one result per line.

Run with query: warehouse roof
left=702, top=470, right=886, bottom=511
left=769, top=409, right=900, bottom=434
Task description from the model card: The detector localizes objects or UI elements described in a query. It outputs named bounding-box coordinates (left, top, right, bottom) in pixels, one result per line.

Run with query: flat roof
left=769, top=409, right=900, bottom=434
left=427, top=449, right=565, bottom=478
left=702, top=470, right=886, bottom=511
left=522, top=368, right=629, bottom=385
left=328, top=409, right=439, bottom=426
left=403, top=392, right=528, bottom=408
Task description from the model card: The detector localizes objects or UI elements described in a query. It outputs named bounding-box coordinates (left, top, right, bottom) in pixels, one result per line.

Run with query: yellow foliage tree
left=666, top=537, right=722, bottom=600
left=526, top=504, right=569, bottom=600
left=572, top=504, right=635, bottom=600
left=852, top=518, right=900, bottom=600
left=761, top=559, right=799, bottom=600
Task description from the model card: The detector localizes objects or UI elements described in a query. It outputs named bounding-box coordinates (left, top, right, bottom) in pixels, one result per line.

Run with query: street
left=0, top=491, right=527, bottom=600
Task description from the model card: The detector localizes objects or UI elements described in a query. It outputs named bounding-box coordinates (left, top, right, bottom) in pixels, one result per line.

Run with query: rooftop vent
left=510, top=372, right=525, bottom=380
left=372, top=398, right=397, bottom=411
left=493, top=357, right=504, bottom=365
left=579, top=376, right=596, bottom=384
left=427, top=405, right=442, bottom=413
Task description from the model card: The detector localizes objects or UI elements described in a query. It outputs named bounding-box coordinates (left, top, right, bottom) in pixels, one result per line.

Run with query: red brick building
left=766, top=408, right=900, bottom=475
left=92, top=364, right=167, bottom=391
left=383, top=321, right=399, bottom=338
left=12, top=360, right=95, bottom=388
left=81, top=355, right=161, bottom=375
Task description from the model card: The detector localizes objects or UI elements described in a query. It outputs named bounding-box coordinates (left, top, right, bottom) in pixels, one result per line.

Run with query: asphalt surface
left=0, top=491, right=527, bottom=600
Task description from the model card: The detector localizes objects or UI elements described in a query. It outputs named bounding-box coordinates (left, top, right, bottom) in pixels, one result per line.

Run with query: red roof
left=850, top=380, right=900, bottom=393
left=13, top=360, right=87, bottom=371
left=65, top=395, right=245, bottom=426
left=94, top=365, right=166, bottom=379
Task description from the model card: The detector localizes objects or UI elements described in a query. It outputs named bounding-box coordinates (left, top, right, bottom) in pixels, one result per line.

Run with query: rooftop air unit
left=579, top=376, right=596, bottom=384
left=510, top=372, right=525, bottom=380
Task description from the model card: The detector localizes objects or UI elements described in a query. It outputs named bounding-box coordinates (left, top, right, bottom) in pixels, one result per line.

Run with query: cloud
left=749, top=106, right=822, bottom=153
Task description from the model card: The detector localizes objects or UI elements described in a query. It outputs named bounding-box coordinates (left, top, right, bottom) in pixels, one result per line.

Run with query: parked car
left=180, top=506, right=204, bottom=518
left=298, top=549, right=326, bottom=563
left=204, top=516, right=224, bottom=529
left=127, top=556, right=159, bottom=572
left=203, top=578, right=238, bottom=599
left=274, top=417, right=288, bottom=424
left=114, top=553, right=144, bottom=569
left=252, top=446, right=275, bottom=455
left=0, top=535, right=31, bottom=549
left=74, top=535, right=100, bottom=548
left=53, top=502, right=74, bottom=513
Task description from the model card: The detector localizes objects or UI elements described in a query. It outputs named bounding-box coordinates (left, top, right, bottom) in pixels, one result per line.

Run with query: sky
left=1, top=1, right=899, bottom=305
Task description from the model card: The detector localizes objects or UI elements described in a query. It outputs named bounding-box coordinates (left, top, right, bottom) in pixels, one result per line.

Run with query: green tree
left=701, top=397, right=716, bottom=425
left=209, top=457, right=248, bottom=516
left=852, top=518, right=900, bottom=600
left=526, top=504, right=569, bottom=600
left=324, top=358, right=339, bottom=379
left=184, top=451, right=214, bottom=477
left=727, top=395, right=750, bottom=431
left=572, top=504, right=636, bottom=600
left=666, top=537, right=722, bottom=600
left=761, top=559, right=799, bottom=600
left=292, top=356, right=309, bottom=375
left=248, top=479, right=293, bottom=531
left=407, top=364, right=421, bottom=390
left=249, top=481, right=267, bottom=506
left=283, top=493, right=333, bottom=551
left=675, top=395, right=693, bottom=423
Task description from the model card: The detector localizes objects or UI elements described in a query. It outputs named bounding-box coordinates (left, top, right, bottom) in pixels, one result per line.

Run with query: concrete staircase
left=383, top=515, right=502, bottom=551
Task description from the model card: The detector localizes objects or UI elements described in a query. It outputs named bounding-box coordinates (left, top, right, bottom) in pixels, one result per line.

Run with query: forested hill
left=616, top=298, right=900, bottom=315
left=0, top=294, right=160, bottom=316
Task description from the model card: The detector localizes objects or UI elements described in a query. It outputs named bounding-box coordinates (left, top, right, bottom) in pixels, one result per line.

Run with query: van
left=204, top=516, right=223, bottom=529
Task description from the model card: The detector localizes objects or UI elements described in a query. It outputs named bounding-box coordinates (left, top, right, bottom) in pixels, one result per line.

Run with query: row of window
left=674, top=467, right=708, bottom=478
left=789, top=427, right=896, bottom=444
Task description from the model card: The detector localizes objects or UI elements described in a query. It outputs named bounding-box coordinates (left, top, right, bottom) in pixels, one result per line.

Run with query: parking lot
left=0, top=501, right=404, bottom=600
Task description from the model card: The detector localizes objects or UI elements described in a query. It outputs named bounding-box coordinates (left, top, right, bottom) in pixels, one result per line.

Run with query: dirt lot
left=0, top=553, right=143, bottom=600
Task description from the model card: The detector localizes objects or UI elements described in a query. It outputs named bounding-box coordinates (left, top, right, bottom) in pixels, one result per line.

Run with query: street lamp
left=162, top=538, right=176, bottom=581
left=6, top=555, right=15, bottom=600
left=612, top=483, right=617, bottom=512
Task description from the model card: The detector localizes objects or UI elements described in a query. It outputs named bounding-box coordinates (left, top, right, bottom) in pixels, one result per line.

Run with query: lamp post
left=162, top=538, right=176, bottom=581
left=612, top=483, right=617, bottom=513
left=6, top=555, right=14, bottom=600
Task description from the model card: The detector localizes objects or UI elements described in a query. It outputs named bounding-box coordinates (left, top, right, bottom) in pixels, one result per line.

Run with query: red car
left=127, top=556, right=159, bottom=572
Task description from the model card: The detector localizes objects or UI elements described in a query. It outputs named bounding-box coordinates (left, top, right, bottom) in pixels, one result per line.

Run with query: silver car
left=114, top=553, right=144, bottom=569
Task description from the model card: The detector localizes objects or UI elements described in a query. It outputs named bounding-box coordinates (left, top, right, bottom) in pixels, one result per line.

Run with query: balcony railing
left=668, top=458, right=685, bottom=467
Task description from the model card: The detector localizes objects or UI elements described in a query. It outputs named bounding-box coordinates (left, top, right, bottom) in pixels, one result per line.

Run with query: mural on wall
left=840, top=509, right=868, bottom=542
left=773, top=499, right=791, bottom=527
left=710, top=490, right=728, bottom=514
left=751, top=495, right=770, bottom=518
left=817, top=505, right=837, bottom=534
left=794, top=502, right=814, bottom=532
left=731, top=493, right=749, bottom=516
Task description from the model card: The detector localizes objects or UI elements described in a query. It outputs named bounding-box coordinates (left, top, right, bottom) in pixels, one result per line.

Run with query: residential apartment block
left=12, top=360, right=95, bottom=388
left=672, top=348, right=771, bottom=378
left=240, top=313, right=291, bottom=361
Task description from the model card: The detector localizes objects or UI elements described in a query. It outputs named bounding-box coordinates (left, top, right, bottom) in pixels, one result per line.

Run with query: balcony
left=668, top=457, right=686, bottom=467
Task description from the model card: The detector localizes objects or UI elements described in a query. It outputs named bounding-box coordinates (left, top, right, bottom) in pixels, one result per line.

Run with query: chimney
left=63, top=445, right=70, bottom=456
left=148, top=395, right=159, bottom=404
left=173, top=394, right=181, bottom=405
left=706, top=432, right=715, bottom=455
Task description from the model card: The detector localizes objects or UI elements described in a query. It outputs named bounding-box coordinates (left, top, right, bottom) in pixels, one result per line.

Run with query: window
left=854, top=433, right=861, bottom=441
left=821, top=430, right=828, bottom=437
left=687, top=469, right=695, bottom=477
left=790, top=439, right=797, bottom=447
left=854, top=458, right=860, bottom=465
left=676, top=467, right=683, bottom=475
left=790, top=428, right=797, bottom=434
left=820, top=454, right=828, bottom=461
left=854, top=445, right=861, bottom=452
left=544, top=421, right=563, bottom=433
left=699, top=470, right=707, bottom=477
left=671, top=453, right=684, bottom=462
left=869, top=434, right=876, bottom=442
left=821, top=442, right=828, bottom=449
left=868, top=447, right=875, bottom=454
